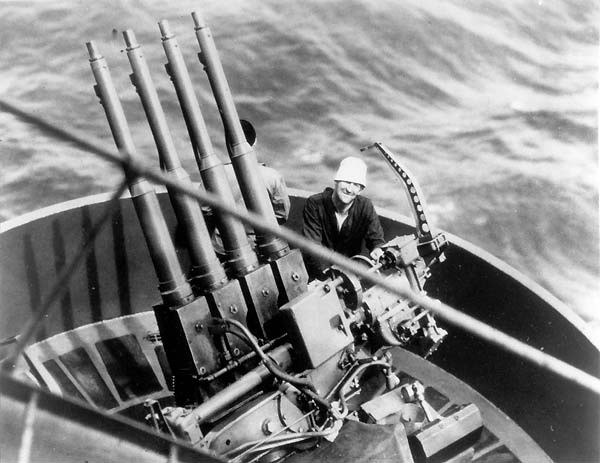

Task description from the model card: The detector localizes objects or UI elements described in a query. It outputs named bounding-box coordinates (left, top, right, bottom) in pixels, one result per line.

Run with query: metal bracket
left=361, top=142, right=432, bottom=243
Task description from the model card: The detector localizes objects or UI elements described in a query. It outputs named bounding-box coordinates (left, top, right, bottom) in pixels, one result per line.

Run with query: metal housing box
left=206, top=279, right=251, bottom=355
left=409, top=404, right=482, bottom=461
left=280, top=284, right=353, bottom=369
left=154, top=297, right=220, bottom=376
left=238, top=264, right=279, bottom=337
left=269, top=249, right=308, bottom=305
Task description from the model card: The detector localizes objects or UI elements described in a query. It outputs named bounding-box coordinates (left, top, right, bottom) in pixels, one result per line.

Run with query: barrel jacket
left=198, top=164, right=290, bottom=254
left=302, top=187, right=385, bottom=279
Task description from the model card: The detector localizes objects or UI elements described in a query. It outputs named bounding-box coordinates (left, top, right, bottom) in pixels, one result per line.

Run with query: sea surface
left=1, top=0, right=598, bottom=332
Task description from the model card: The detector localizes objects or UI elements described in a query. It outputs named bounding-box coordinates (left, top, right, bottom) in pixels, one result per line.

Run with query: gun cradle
left=156, top=230, right=480, bottom=462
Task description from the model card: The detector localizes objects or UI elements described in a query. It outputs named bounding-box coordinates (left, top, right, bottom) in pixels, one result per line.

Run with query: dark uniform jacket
left=302, top=187, right=385, bottom=279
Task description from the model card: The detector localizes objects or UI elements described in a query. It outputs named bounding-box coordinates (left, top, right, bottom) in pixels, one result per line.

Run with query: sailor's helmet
left=334, top=156, right=367, bottom=188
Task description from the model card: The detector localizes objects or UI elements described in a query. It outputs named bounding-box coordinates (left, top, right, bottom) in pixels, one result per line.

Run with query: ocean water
left=1, top=0, right=598, bottom=330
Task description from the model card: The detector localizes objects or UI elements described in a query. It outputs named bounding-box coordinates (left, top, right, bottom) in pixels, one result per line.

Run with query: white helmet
left=334, top=156, right=367, bottom=188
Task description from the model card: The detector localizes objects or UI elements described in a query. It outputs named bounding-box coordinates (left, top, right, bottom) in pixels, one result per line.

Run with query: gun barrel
left=192, top=12, right=289, bottom=261
left=87, top=41, right=193, bottom=308
left=122, top=30, right=227, bottom=293
left=159, top=19, right=259, bottom=277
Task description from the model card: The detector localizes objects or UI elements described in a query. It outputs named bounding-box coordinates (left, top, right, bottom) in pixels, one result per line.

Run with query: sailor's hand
left=370, top=247, right=384, bottom=261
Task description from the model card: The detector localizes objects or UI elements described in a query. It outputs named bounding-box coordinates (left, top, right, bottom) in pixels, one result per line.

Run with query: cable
left=222, top=328, right=255, bottom=350
left=216, top=319, right=317, bottom=393
left=227, top=409, right=339, bottom=463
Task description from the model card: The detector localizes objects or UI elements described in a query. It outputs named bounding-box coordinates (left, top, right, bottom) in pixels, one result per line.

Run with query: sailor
left=201, top=120, right=290, bottom=256
left=220, top=162, right=290, bottom=224
left=302, top=156, right=385, bottom=280
left=225, top=119, right=290, bottom=224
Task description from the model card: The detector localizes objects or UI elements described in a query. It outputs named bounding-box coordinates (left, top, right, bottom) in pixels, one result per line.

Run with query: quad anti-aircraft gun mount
left=25, top=11, right=483, bottom=463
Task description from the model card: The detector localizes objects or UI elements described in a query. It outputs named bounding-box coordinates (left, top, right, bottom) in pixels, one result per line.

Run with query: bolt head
left=262, top=419, right=277, bottom=435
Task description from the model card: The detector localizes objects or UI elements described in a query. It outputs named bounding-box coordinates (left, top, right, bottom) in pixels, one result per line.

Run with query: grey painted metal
left=74, top=137, right=600, bottom=399
left=364, top=142, right=433, bottom=242
left=158, top=19, right=258, bottom=277
left=190, top=344, right=293, bottom=424
left=122, top=29, right=226, bottom=293
left=0, top=182, right=128, bottom=373
left=24, top=311, right=171, bottom=413
left=0, top=97, right=598, bottom=461
left=0, top=372, right=226, bottom=463
left=86, top=42, right=193, bottom=308
left=1, top=186, right=598, bottom=462
left=192, top=11, right=289, bottom=261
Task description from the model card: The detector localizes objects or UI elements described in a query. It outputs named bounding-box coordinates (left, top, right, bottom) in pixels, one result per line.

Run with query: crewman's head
left=333, top=156, right=367, bottom=205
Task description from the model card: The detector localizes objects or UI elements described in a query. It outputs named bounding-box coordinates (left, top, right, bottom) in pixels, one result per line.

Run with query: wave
left=0, top=0, right=597, bottom=320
